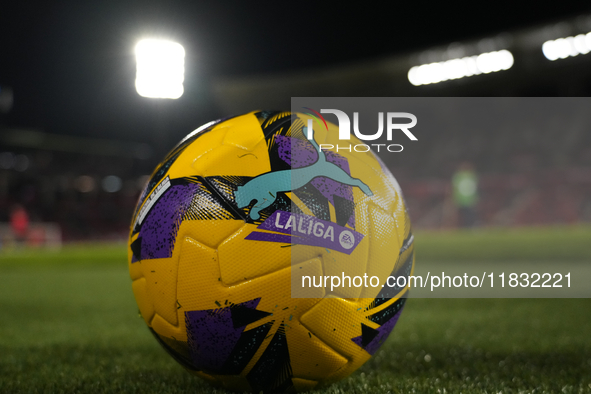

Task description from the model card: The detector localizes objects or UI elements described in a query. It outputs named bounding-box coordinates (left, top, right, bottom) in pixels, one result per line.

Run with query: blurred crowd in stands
left=0, top=148, right=152, bottom=243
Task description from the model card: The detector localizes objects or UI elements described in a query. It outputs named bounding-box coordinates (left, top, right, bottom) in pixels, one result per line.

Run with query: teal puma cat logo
left=234, top=127, right=372, bottom=220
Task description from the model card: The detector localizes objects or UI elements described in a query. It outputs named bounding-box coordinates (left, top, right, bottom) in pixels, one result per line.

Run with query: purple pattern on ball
left=352, top=307, right=404, bottom=355
left=276, top=134, right=318, bottom=168
left=186, top=298, right=260, bottom=372
left=139, top=183, right=199, bottom=260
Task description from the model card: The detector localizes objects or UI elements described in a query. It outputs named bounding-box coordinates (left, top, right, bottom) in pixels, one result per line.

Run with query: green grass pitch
left=1, top=227, right=591, bottom=393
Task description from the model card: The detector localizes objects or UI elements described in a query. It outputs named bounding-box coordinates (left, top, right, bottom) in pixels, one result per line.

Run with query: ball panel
left=191, top=142, right=271, bottom=178
left=300, top=297, right=375, bottom=361
left=221, top=114, right=266, bottom=150
left=217, top=224, right=291, bottom=285
left=164, top=124, right=229, bottom=180
left=131, top=277, right=154, bottom=325
left=358, top=204, right=402, bottom=299
left=135, top=256, right=180, bottom=326
left=286, top=322, right=349, bottom=381
left=289, top=258, right=326, bottom=299
left=180, top=214, right=244, bottom=249
left=151, top=313, right=185, bottom=342
left=176, top=236, right=221, bottom=315
left=345, top=153, right=401, bottom=214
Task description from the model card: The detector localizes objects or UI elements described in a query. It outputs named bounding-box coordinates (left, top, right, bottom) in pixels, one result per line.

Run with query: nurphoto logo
left=302, top=107, right=417, bottom=153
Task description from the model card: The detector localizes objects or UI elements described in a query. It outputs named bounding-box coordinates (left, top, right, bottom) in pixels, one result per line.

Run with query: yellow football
left=128, top=111, right=414, bottom=392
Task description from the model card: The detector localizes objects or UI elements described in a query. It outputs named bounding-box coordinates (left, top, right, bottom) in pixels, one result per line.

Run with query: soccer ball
left=128, top=111, right=414, bottom=392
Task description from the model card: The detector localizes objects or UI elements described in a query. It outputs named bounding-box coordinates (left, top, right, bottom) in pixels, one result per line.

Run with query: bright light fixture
left=542, top=33, right=591, bottom=61
left=408, top=50, right=514, bottom=86
left=135, top=39, right=185, bottom=99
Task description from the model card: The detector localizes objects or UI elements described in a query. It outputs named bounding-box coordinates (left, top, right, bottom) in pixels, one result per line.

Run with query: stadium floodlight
left=408, top=50, right=514, bottom=86
left=542, top=32, right=591, bottom=61
left=135, top=39, right=185, bottom=99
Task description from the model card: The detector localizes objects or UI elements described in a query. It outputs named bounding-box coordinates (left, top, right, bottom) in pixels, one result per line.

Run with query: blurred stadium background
left=2, top=4, right=591, bottom=245
left=1, top=2, right=591, bottom=393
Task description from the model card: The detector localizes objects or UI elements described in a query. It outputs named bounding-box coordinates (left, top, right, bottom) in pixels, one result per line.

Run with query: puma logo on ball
left=234, top=127, right=373, bottom=220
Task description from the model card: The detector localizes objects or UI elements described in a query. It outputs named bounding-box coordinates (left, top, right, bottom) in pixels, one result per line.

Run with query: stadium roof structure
left=212, top=14, right=591, bottom=115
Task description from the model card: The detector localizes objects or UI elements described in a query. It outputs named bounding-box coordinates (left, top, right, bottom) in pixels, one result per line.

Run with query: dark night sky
left=2, top=1, right=591, bottom=143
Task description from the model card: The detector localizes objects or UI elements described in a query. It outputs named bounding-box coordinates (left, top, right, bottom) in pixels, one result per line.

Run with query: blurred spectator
left=452, top=162, right=479, bottom=227
left=10, top=204, right=29, bottom=245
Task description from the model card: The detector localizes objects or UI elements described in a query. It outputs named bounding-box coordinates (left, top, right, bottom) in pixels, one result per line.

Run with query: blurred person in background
left=452, top=162, right=479, bottom=227
left=10, top=204, right=29, bottom=246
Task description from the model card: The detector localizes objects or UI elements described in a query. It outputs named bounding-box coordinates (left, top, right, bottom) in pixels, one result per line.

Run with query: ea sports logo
left=339, top=230, right=355, bottom=250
